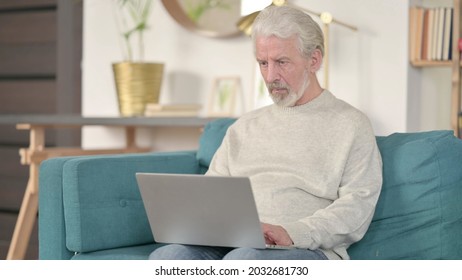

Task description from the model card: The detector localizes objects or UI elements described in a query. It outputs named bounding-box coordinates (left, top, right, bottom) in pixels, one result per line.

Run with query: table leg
left=7, top=126, right=44, bottom=260
left=125, top=126, right=136, bottom=149
left=6, top=164, right=39, bottom=260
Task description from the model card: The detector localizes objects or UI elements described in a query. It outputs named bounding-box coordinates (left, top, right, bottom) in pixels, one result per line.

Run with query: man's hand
left=261, top=223, right=294, bottom=246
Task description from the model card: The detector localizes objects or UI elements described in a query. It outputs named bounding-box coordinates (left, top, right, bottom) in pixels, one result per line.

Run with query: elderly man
left=149, top=5, right=382, bottom=260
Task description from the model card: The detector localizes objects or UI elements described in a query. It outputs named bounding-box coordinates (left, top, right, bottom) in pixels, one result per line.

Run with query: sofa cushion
left=348, top=130, right=462, bottom=259
left=71, top=243, right=163, bottom=260
left=196, top=118, right=236, bottom=171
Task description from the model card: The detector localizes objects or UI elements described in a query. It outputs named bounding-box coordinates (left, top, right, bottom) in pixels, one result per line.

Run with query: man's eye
left=259, top=61, right=268, bottom=67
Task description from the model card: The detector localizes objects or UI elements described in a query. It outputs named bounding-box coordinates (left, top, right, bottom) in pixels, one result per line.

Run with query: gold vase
left=112, top=62, right=164, bottom=117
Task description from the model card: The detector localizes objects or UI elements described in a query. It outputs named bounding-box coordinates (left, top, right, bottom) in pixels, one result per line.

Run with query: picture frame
left=251, top=62, right=272, bottom=110
left=207, top=76, right=241, bottom=116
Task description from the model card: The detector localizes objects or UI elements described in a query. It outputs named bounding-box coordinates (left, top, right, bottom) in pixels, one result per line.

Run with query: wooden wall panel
left=0, top=0, right=81, bottom=260
left=0, top=125, right=30, bottom=145
left=0, top=45, right=56, bottom=76
left=0, top=0, right=56, bottom=10
left=0, top=80, right=57, bottom=113
left=0, top=147, right=27, bottom=179
left=0, top=10, right=56, bottom=76
left=0, top=212, right=37, bottom=260
left=0, top=11, right=56, bottom=43
left=0, top=80, right=56, bottom=144
left=0, top=176, right=27, bottom=211
left=0, top=147, right=28, bottom=212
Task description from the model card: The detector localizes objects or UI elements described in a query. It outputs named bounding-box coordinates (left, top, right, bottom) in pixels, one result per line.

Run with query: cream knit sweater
left=206, top=90, right=383, bottom=260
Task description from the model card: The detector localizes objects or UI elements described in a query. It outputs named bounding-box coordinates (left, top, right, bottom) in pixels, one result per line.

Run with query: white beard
left=267, top=71, right=310, bottom=107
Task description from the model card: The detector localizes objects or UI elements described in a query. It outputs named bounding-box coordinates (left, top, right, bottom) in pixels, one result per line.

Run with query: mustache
left=267, top=82, right=290, bottom=91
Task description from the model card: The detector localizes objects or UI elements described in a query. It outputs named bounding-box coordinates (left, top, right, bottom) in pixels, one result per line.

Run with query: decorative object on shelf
left=161, top=0, right=242, bottom=38
left=207, top=77, right=241, bottom=116
left=236, top=0, right=357, bottom=90
left=250, top=62, right=272, bottom=110
left=113, top=62, right=164, bottom=117
left=112, top=0, right=164, bottom=117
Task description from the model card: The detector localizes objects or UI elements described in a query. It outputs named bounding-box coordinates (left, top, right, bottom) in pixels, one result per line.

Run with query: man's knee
left=149, top=244, right=193, bottom=260
left=223, top=247, right=262, bottom=260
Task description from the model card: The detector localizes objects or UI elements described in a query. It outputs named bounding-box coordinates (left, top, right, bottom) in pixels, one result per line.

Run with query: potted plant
left=112, top=0, right=164, bottom=117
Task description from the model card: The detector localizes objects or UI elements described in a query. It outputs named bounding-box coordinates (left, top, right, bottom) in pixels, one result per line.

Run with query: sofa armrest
left=39, top=150, right=199, bottom=259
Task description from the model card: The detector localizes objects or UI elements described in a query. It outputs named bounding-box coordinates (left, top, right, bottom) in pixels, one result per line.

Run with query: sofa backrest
left=197, top=119, right=462, bottom=259
left=196, top=118, right=237, bottom=172
left=349, top=130, right=462, bottom=259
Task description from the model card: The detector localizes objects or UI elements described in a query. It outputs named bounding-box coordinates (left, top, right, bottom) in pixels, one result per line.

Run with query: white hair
left=251, top=5, right=325, bottom=59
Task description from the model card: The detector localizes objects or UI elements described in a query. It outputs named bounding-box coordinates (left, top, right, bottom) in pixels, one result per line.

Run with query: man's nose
left=266, top=63, right=280, bottom=83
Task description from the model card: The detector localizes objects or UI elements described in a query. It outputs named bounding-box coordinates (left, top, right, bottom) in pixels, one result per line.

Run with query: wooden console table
left=0, top=115, right=218, bottom=260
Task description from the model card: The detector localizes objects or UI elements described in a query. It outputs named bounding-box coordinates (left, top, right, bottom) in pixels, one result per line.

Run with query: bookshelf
left=409, top=0, right=461, bottom=138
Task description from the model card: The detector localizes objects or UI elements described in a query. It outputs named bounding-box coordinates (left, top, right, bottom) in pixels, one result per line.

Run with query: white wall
left=82, top=0, right=451, bottom=150
left=291, top=0, right=410, bottom=134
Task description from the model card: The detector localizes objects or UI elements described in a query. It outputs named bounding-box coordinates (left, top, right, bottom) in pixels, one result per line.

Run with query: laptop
left=136, top=172, right=293, bottom=249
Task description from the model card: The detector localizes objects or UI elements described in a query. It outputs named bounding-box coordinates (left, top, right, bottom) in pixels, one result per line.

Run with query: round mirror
left=161, top=0, right=243, bottom=38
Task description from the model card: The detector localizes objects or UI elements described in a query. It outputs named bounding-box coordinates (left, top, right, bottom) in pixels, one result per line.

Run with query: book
left=144, top=103, right=202, bottom=117
left=426, top=8, right=434, bottom=60
left=442, top=7, right=453, bottom=61
left=430, top=7, right=439, bottom=60
left=415, top=7, right=425, bottom=61
left=435, top=7, right=445, bottom=60
left=448, top=8, right=454, bottom=60
left=421, top=8, right=430, bottom=60
left=409, top=6, right=418, bottom=61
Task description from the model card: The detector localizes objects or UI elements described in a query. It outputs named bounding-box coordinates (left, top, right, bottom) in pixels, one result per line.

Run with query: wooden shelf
left=410, top=60, right=456, bottom=67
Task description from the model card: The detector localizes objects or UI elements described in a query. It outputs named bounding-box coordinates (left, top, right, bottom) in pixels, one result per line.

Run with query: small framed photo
left=207, top=77, right=241, bottom=116
left=251, top=62, right=272, bottom=110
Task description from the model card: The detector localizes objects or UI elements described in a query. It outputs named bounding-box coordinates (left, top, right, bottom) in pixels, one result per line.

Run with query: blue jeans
left=149, top=244, right=328, bottom=260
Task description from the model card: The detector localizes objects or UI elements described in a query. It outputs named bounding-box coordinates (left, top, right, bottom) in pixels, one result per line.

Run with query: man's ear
left=309, top=49, right=323, bottom=73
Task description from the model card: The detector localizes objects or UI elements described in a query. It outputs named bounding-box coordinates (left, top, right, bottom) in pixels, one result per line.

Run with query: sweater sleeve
left=205, top=130, right=232, bottom=177
left=281, top=117, right=383, bottom=251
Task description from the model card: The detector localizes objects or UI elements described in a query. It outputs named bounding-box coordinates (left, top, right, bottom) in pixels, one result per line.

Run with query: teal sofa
left=38, top=118, right=462, bottom=260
